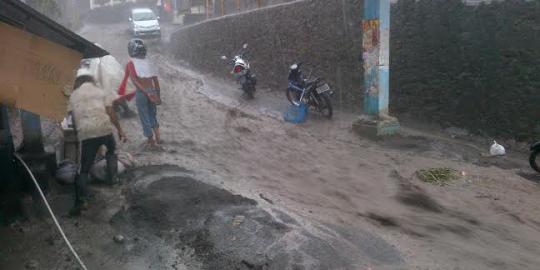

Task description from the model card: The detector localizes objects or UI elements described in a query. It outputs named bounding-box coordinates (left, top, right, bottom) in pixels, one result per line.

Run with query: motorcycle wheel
left=243, top=81, right=255, bottom=100
left=318, top=95, right=333, bottom=119
left=286, top=88, right=300, bottom=105
left=529, top=150, right=540, bottom=173
left=247, top=84, right=255, bottom=99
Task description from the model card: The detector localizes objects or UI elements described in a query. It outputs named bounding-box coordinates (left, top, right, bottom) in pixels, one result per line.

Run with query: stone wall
left=170, top=0, right=540, bottom=140
left=170, top=0, right=364, bottom=108
left=213, top=0, right=293, bottom=16
left=390, top=0, right=540, bottom=140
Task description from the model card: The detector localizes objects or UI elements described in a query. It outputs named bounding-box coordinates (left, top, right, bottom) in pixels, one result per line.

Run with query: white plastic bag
left=90, top=159, right=126, bottom=182
left=90, top=150, right=135, bottom=182
left=55, top=160, right=77, bottom=185
left=98, top=55, right=124, bottom=91
left=82, top=55, right=135, bottom=100
left=490, top=140, right=506, bottom=156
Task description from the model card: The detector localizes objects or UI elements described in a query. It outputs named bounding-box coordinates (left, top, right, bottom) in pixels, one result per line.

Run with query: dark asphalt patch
left=113, top=165, right=405, bottom=269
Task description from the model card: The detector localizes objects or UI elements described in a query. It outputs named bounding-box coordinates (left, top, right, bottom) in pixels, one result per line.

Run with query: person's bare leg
left=146, top=136, right=156, bottom=147
left=154, top=127, right=161, bottom=144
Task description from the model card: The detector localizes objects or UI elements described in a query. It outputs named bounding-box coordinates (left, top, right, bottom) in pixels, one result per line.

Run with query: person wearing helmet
left=68, top=68, right=127, bottom=216
left=288, top=63, right=304, bottom=102
left=118, top=38, right=162, bottom=147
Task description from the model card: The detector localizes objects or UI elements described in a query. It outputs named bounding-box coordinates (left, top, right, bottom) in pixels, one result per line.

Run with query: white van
left=129, top=8, right=161, bottom=38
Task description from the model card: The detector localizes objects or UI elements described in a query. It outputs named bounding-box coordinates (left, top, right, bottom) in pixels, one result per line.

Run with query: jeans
left=135, top=90, right=159, bottom=138
left=75, top=134, right=116, bottom=205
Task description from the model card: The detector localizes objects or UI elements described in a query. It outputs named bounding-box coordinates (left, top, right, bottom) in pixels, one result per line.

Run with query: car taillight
left=234, top=66, right=243, bottom=73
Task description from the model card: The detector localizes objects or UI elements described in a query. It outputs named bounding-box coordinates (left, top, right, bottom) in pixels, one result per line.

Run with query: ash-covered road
left=80, top=22, right=540, bottom=270
left=3, top=22, right=540, bottom=270
left=76, top=22, right=405, bottom=270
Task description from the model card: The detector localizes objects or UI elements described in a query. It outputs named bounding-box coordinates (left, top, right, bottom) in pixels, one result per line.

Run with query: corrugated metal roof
left=0, top=0, right=109, bottom=58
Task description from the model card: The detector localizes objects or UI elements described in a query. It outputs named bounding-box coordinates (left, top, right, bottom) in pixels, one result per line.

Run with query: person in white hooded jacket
left=67, top=68, right=127, bottom=216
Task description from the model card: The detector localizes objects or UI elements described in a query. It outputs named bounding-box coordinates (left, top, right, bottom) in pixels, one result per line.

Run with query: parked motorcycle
left=286, top=62, right=334, bottom=118
left=529, top=142, right=540, bottom=172
left=221, top=44, right=257, bottom=99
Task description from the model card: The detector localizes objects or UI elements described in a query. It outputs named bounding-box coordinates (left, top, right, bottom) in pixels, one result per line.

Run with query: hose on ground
left=14, top=153, right=89, bottom=270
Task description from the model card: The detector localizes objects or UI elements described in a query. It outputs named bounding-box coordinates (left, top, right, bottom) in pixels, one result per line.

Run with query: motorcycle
left=529, top=142, right=540, bottom=172
left=221, top=43, right=257, bottom=99
left=286, top=62, right=334, bottom=118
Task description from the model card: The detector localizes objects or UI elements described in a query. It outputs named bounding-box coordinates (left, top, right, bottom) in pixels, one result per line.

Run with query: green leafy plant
left=416, top=168, right=459, bottom=186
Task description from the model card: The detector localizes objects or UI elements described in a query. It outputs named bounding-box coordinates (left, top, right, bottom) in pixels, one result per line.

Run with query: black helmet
left=128, top=38, right=146, bottom=58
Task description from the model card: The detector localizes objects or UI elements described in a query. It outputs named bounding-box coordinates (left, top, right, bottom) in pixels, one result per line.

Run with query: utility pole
left=353, top=0, right=399, bottom=138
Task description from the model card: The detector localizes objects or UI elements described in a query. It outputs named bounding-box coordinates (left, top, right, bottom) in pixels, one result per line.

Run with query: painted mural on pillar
left=362, top=19, right=380, bottom=114
left=362, top=0, right=391, bottom=117
left=362, top=19, right=380, bottom=85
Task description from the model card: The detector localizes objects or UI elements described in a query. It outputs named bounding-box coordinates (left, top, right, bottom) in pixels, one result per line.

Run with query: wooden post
left=256, top=0, right=262, bottom=8
left=206, top=0, right=209, bottom=19
left=220, top=0, right=224, bottom=16
left=236, top=0, right=241, bottom=12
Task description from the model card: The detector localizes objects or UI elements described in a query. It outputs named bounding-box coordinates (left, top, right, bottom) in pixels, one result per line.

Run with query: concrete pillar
left=354, top=0, right=399, bottom=138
